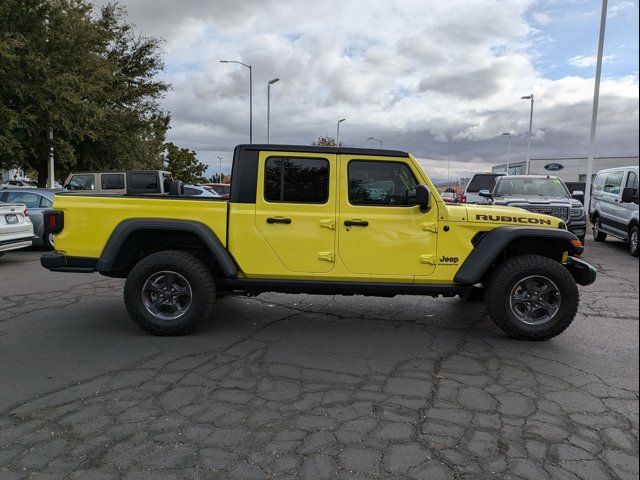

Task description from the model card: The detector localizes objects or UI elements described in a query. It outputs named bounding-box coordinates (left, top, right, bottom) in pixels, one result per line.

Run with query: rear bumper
left=565, top=256, right=596, bottom=286
left=41, top=252, right=97, bottom=272
left=0, top=235, right=36, bottom=252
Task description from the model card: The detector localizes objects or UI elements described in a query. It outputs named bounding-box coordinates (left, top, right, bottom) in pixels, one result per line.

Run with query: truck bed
left=52, top=194, right=228, bottom=259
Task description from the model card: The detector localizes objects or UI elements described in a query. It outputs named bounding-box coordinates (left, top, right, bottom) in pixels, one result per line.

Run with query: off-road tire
left=124, top=250, right=215, bottom=335
left=629, top=224, right=639, bottom=257
left=592, top=216, right=607, bottom=242
left=484, top=254, right=579, bottom=341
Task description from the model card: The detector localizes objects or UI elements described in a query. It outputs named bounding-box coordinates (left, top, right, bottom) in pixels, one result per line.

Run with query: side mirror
left=415, top=185, right=431, bottom=212
left=621, top=187, right=638, bottom=204
left=478, top=189, right=492, bottom=199
left=572, top=190, right=584, bottom=197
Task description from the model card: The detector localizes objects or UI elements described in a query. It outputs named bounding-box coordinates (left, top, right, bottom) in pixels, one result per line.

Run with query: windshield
left=466, top=174, right=502, bottom=192
left=495, top=178, right=569, bottom=197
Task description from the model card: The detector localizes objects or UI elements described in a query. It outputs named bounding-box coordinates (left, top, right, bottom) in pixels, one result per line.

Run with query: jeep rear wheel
left=124, top=250, right=215, bottom=335
left=484, top=255, right=579, bottom=340
left=592, top=216, right=607, bottom=242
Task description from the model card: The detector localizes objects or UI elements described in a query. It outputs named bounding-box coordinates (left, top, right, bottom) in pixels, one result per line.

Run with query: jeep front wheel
left=124, top=250, right=215, bottom=335
left=484, top=255, right=579, bottom=340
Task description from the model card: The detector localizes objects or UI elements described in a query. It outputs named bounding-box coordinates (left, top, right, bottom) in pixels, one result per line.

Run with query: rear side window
left=101, top=173, right=125, bottom=190
left=264, top=157, right=329, bottom=203
left=604, top=171, right=624, bottom=194
left=348, top=161, right=419, bottom=206
left=67, top=174, right=95, bottom=191
left=129, top=173, right=158, bottom=191
left=466, top=174, right=501, bottom=192
left=5, top=192, right=40, bottom=208
left=40, top=196, right=53, bottom=208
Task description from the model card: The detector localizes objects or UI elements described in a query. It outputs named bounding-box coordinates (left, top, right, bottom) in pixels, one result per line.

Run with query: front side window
left=348, top=161, right=419, bottom=206
left=604, top=171, right=624, bottom=194
left=67, top=174, right=95, bottom=191
left=264, top=157, right=329, bottom=203
left=101, top=173, right=125, bottom=190
left=625, top=171, right=638, bottom=190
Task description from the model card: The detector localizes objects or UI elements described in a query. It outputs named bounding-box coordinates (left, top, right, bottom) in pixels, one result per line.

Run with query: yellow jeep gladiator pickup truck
left=41, top=144, right=595, bottom=339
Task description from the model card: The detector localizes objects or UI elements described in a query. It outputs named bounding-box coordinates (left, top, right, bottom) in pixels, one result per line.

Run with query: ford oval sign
left=544, top=162, right=564, bottom=171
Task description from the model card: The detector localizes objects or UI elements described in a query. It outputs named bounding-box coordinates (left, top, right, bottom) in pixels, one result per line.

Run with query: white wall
left=529, top=157, right=639, bottom=182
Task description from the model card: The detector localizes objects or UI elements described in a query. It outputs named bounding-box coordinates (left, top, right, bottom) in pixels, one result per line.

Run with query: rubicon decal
left=475, top=214, right=553, bottom=225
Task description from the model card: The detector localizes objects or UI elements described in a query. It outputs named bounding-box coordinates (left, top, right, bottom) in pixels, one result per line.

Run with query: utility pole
left=584, top=0, right=608, bottom=212
left=47, top=127, right=54, bottom=188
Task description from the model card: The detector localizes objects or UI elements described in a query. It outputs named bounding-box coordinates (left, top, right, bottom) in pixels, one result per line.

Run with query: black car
left=480, top=175, right=587, bottom=243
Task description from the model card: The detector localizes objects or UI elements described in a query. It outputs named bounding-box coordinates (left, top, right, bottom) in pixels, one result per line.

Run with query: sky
left=97, top=0, right=639, bottom=182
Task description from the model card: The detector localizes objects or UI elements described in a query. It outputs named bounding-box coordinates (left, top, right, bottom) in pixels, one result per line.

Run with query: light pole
left=584, top=0, right=608, bottom=212
left=267, top=78, right=280, bottom=144
left=447, top=136, right=452, bottom=187
left=217, top=155, right=223, bottom=182
left=502, top=132, right=512, bottom=174
left=366, top=137, right=383, bottom=148
left=220, top=60, right=253, bottom=143
left=521, top=94, right=534, bottom=174
left=336, top=118, right=346, bottom=146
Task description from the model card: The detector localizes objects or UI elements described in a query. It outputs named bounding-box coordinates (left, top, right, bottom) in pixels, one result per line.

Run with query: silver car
left=590, top=166, right=639, bottom=257
left=0, top=188, right=63, bottom=249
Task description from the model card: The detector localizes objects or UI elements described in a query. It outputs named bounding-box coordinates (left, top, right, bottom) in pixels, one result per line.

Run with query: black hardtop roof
left=235, top=144, right=410, bottom=158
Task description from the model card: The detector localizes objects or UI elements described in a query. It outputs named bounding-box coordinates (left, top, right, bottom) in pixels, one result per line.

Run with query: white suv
left=590, top=166, right=639, bottom=257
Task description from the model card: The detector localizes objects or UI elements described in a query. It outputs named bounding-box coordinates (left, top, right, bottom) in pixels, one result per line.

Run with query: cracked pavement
left=0, top=238, right=638, bottom=479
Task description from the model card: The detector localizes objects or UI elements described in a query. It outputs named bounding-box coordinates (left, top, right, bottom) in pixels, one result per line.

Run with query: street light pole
left=267, top=78, right=280, bottom=144
left=521, top=94, right=534, bottom=174
left=220, top=60, right=253, bottom=143
left=584, top=0, right=608, bottom=213
left=502, top=132, right=512, bottom=174
left=336, top=118, right=346, bottom=146
left=367, top=137, right=383, bottom=148
left=217, top=155, right=223, bottom=182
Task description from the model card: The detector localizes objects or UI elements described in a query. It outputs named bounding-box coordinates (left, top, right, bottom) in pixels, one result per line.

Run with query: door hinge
left=318, top=251, right=335, bottom=262
left=319, top=219, right=335, bottom=230
left=419, top=254, right=436, bottom=265
left=421, top=222, right=438, bottom=233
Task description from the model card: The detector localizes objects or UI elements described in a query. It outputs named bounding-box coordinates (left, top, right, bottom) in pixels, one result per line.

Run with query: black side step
left=222, top=278, right=468, bottom=298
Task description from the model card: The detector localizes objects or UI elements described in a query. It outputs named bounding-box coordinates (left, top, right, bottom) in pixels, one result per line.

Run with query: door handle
left=266, top=217, right=292, bottom=224
left=344, top=220, right=369, bottom=227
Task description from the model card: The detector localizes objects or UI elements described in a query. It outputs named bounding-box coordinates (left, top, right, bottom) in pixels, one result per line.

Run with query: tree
left=0, top=0, right=170, bottom=185
left=163, top=142, right=207, bottom=184
left=311, top=135, right=342, bottom=147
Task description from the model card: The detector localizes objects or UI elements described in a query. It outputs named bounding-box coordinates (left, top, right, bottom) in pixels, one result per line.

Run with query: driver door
left=337, top=155, right=438, bottom=280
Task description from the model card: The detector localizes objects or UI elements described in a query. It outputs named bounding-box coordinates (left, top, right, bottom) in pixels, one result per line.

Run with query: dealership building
left=492, top=156, right=639, bottom=183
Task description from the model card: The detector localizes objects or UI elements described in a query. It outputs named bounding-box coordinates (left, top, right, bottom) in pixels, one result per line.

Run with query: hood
left=492, top=195, right=572, bottom=206
left=461, top=203, right=564, bottom=228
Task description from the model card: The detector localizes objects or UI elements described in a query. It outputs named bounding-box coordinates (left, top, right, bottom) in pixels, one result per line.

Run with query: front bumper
left=41, top=251, right=97, bottom=272
left=565, top=256, right=596, bottom=286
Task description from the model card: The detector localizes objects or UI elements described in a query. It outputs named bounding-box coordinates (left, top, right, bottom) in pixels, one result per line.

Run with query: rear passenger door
left=255, top=151, right=337, bottom=273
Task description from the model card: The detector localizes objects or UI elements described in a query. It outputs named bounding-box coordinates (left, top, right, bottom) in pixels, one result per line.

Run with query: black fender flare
left=453, top=227, right=581, bottom=285
left=95, top=218, right=238, bottom=277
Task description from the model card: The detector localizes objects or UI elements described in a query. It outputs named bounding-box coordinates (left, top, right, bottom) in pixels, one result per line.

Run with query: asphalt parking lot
left=1, top=238, right=638, bottom=480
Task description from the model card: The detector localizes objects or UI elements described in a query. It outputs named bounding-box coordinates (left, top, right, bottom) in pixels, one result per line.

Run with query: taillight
left=44, top=210, right=64, bottom=234
left=459, top=196, right=467, bottom=203
left=24, top=208, right=29, bottom=216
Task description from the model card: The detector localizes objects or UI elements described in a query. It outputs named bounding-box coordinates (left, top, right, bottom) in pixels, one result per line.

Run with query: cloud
left=95, top=0, right=639, bottom=181
left=568, top=54, right=617, bottom=68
